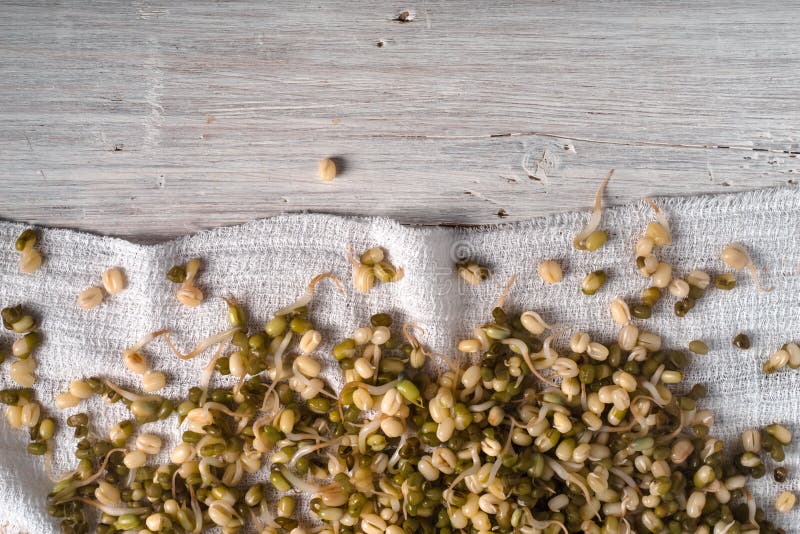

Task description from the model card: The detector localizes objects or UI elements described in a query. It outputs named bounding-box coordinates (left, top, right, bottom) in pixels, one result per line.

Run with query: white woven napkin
left=0, top=187, right=798, bottom=533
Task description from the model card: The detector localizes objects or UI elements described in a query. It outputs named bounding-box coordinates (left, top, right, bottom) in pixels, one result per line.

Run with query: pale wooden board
left=1, top=0, right=799, bottom=240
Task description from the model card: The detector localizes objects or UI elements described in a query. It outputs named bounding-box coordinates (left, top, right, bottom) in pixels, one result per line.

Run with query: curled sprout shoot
left=164, top=327, right=240, bottom=361
left=721, top=243, right=773, bottom=292
left=494, top=273, right=518, bottom=310
left=102, top=379, right=160, bottom=403
left=123, top=329, right=169, bottom=360
left=274, top=272, right=343, bottom=316
left=573, top=169, right=613, bottom=251
left=49, top=447, right=127, bottom=503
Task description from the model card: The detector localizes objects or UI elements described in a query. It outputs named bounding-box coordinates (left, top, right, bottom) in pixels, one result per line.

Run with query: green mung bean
left=714, top=273, right=736, bottom=290
left=733, top=333, right=750, bottom=350
left=166, top=265, right=187, bottom=283
left=688, top=340, right=709, bottom=355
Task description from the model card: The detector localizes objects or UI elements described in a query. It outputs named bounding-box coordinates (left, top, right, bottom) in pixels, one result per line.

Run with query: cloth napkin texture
left=0, top=186, right=798, bottom=532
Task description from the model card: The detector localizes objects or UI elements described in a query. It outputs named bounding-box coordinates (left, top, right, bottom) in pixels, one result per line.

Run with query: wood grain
left=1, top=0, right=798, bottom=240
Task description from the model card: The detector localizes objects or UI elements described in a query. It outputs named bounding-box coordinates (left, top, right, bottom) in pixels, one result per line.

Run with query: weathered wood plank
left=1, top=0, right=798, bottom=240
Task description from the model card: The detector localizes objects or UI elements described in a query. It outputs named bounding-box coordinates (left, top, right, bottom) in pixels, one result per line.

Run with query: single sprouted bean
left=5, top=405, right=23, bottom=428
left=298, top=330, right=322, bottom=354
left=38, top=418, right=55, bottom=440
left=775, top=491, right=796, bottom=513
left=651, top=262, right=672, bottom=288
left=786, top=342, right=800, bottom=369
left=360, top=247, right=384, bottom=266
left=687, top=269, right=711, bottom=289
left=570, top=332, right=590, bottom=353
left=352, top=259, right=375, bottom=292
left=176, top=258, right=204, bottom=307
left=687, top=491, right=706, bottom=518
left=15, top=229, right=43, bottom=274
left=374, top=260, right=399, bottom=283
left=457, top=338, right=481, bottom=353
left=123, top=449, right=147, bottom=469
left=95, top=481, right=121, bottom=506
left=319, top=157, right=337, bottom=181
left=54, top=392, right=80, bottom=409
left=644, top=198, right=672, bottom=246
left=519, top=310, right=553, bottom=335
left=121, top=330, right=168, bottom=377
left=145, top=514, right=170, bottom=531
left=77, top=286, right=104, bottom=309
left=668, top=278, right=690, bottom=298
left=101, top=267, right=126, bottom=295
left=641, top=286, right=661, bottom=307
left=581, top=270, right=606, bottom=295
left=618, top=324, right=639, bottom=351
left=742, top=429, right=761, bottom=453
left=538, top=260, right=563, bottom=284
left=142, top=371, right=166, bottom=392
left=20, top=402, right=41, bottom=427
left=573, top=169, right=613, bottom=251
left=721, top=243, right=772, bottom=292
left=135, top=434, right=162, bottom=455
left=609, top=298, right=631, bottom=325
left=124, top=352, right=148, bottom=374
left=10, top=358, right=36, bottom=387
left=635, top=236, right=654, bottom=257
left=765, top=423, right=792, bottom=445
left=637, top=254, right=659, bottom=277
left=764, top=349, right=790, bottom=374
left=68, top=380, right=93, bottom=400
left=1, top=306, right=36, bottom=333
left=12, top=332, right=40, bottom=358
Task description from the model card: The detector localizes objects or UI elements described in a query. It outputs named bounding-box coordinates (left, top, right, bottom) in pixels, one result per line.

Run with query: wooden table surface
left=1, top=1, right=798, bottom=241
